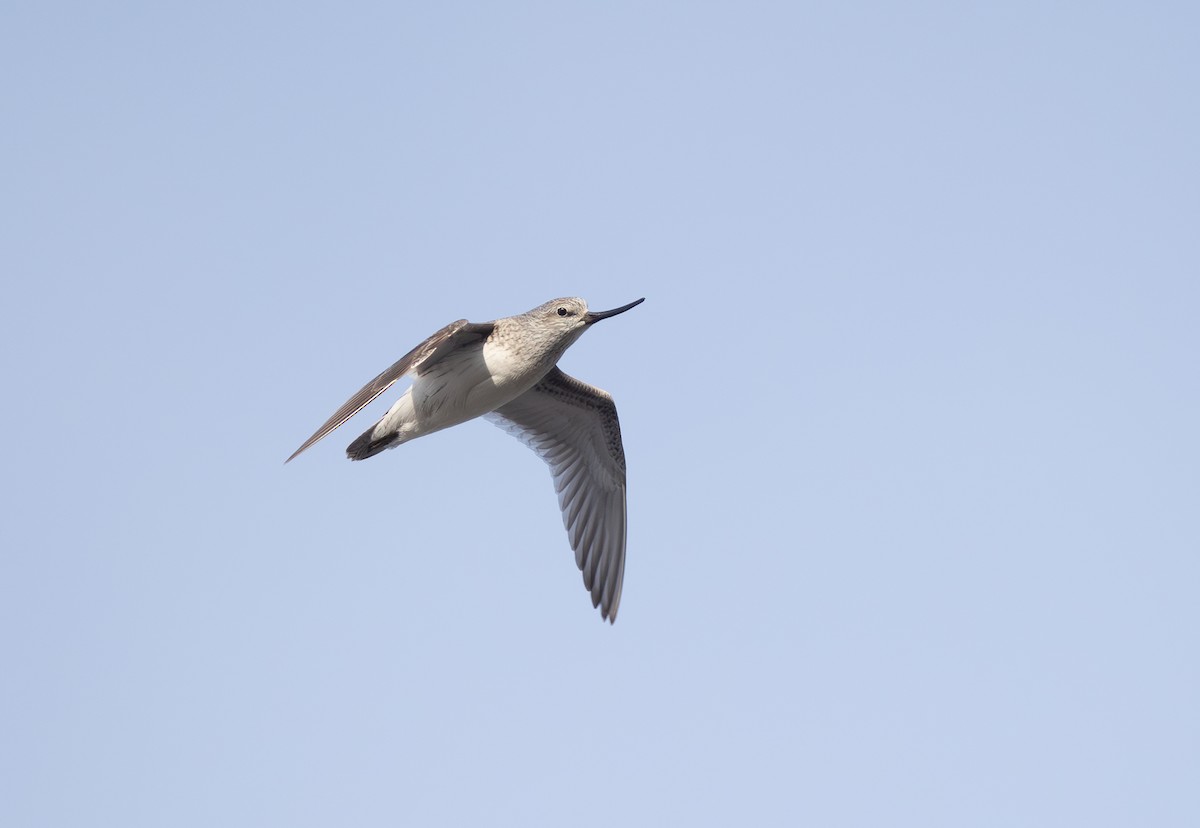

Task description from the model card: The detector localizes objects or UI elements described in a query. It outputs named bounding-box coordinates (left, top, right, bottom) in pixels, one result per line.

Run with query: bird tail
left=346, top=427, right=400, bottom=461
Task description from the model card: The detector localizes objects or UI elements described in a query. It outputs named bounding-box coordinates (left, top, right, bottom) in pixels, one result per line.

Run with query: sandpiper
left=287, top=297, right=645, bottom=622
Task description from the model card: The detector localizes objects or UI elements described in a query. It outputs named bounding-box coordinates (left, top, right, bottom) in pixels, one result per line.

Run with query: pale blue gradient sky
left=2, top=3, right=1198, bottom=826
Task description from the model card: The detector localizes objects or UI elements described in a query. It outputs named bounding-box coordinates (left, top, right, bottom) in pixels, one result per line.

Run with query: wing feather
left=486, top=366, right=629, bottom=622
left=286, top=320, right=493, bottom=462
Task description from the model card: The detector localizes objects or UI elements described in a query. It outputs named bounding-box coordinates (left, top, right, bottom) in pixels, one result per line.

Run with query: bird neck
left=495, top=317, right=585, bottom=369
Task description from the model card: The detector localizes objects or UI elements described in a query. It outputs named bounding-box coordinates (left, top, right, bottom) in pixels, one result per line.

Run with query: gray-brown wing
left=485, top=366, right=629, bottom=622
left=286, top=319, right=494, bottom=463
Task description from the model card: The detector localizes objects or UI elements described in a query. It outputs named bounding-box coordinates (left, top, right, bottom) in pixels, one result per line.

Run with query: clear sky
left=3, top=2, right=1197, bottom=826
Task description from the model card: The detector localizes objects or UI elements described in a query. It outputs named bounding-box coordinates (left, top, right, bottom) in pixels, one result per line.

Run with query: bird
left=286, top=297, right=645, bottom=622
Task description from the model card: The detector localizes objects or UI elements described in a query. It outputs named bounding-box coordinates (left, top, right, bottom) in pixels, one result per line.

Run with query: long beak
left=585, top=297, right=645, bottom=324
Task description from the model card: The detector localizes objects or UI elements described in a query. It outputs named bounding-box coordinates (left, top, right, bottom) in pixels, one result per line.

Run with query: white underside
left=373, top=339, right=547, bottom=444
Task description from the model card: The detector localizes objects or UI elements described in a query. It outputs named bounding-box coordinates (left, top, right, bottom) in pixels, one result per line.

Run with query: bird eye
left=557, top=307, right=568, bottom=316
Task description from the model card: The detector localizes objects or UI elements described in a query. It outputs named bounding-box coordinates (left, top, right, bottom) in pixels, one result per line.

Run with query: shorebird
left=286, top=297, right=644, bottom=622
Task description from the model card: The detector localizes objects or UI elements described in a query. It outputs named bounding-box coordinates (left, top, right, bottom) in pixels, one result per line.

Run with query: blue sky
left=3, top=2, right=1198, bottom=825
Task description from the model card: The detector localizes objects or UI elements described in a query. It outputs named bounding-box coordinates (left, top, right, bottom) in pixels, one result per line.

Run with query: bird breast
left=406, top=338, right=545, bottom=428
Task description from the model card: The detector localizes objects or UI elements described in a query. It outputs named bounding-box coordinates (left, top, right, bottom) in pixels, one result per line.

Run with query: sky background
left=2, top=2, right=1198, bottom=825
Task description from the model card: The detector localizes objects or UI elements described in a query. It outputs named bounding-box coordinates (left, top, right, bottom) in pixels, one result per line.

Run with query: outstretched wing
left=286, top=319, right=494, bottom=463
left=486, top=367, right=629, bottom=622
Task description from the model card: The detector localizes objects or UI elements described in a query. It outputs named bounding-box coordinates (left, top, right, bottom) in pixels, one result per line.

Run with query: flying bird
left=287, top=297, right=644, bottom=622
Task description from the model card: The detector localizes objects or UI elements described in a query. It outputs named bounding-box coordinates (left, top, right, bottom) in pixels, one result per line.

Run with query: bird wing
left=486, top=366, right=629, bottom=622
left=286, top=319, right=495, bottom=462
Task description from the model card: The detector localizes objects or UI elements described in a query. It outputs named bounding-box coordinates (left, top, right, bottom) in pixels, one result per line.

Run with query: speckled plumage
left=286, top=297, right=644, bottom=622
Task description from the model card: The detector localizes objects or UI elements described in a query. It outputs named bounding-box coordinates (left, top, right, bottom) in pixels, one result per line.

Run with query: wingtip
left=603, top=600, right=620, bottom=624
left=599, top=599, right=619, bottom=624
